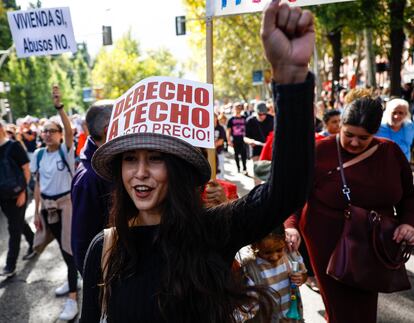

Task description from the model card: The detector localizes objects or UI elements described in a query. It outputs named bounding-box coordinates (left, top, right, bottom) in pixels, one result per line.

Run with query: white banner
left=7, top=7, right=77, bottom=58
left=107, top=76, right=215, bottom=149
left=207, top=0, right=354, bottom=17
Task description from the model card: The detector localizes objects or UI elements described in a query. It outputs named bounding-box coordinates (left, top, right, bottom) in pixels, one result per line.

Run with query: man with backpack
left=30, top=85, right=78, bottom=321
left=0, top=119, right=35, bottom=278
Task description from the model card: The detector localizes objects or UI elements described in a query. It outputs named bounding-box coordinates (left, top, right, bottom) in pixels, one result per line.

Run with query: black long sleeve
left=208, top=73, right=315, bottom=256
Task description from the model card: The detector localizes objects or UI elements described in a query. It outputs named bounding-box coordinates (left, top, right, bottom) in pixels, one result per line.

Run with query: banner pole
left=206, top=15, right=216, bottom=179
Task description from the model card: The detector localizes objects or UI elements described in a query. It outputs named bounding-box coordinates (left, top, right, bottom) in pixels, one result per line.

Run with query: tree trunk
left=313, top=44, right=322, bottom=100
left=327, top=28, right=342, bottom=105
left=355, top=33, right=363, bottom=80
left=389, top=0, right=406, bottom=97
left=364, top=28, right=376, bottom=88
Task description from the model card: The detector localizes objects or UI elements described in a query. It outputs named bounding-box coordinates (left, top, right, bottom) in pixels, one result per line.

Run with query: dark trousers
left=0, top=196, right=34, bottom=270
left=43, top=211, right=78, bottom=293
left=233, top=141, right=247, bottom=171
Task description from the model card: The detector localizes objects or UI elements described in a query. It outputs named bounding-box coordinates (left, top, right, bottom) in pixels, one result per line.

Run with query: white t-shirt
left=30, top=143, right=75, bottom=196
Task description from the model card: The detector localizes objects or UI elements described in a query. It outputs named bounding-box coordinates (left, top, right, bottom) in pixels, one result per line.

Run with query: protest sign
left=106, top=76, right=215, bottom=149
left=7, top=7, right=76, bottom=58
left=207, top=0, right=354, bottom=17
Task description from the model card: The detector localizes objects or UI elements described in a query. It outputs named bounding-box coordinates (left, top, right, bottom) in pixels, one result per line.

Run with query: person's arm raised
left=261, top=0, right=315, bottom=84
left=52, top=85, right=73, bottom=150
left=214, top=1, right=315, bottom=251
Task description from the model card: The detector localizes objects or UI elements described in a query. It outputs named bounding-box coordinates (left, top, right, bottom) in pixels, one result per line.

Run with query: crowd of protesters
left=1, top=2, right=414, bottom=323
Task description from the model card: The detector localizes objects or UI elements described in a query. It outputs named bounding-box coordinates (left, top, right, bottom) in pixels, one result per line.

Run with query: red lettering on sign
left=149, top=102, right=168, bottom=122
left=182, top=127, right=191, bottom=138
left=162, top=124, right=172, bottom=136
left=124, top=91, right=134, bottom=111
left=124, top=108, right=135, bottom=129
left=195, top=129, right=207, bottom=141
left=172, top=125, right=181, bottom=137
left=170, top=103, right=189, bottom=125
left=177, top=84, right=192, bottom=103
left=113, top=99, right=125, bottom=119
left=134, top=103, right=148, bottom=124
left=194, top=87, right=209, bottom=106
left=192, top=108, right=209, bottom=128
left=107, top=119, right=119, bottom=141
left=153, top=123, right=162, bottom=132
left=146, top=82, right=158, bottom=100
left=159, top=82, right=175, bottom=100
left=132, top=85, right=145, bottom=106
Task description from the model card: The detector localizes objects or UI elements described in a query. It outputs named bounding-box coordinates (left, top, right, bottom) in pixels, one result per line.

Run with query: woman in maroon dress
left=300, top=97, right=414, bottom=323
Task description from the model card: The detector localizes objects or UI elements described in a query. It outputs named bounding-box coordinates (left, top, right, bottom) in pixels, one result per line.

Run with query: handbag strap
left=335, top=135, right=379, bottom=203
left=371, top=214, right=413, bottom=269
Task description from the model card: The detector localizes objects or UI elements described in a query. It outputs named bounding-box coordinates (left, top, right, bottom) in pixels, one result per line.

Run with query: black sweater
left=80, top=74, right=315, bottom=323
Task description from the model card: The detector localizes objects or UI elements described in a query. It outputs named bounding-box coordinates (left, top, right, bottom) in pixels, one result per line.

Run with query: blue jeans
left=0, top=195, right=34, bottom=270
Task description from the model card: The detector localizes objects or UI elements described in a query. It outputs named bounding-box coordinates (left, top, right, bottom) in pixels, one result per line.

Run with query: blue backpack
left=0, top=141, right=26, bottom=199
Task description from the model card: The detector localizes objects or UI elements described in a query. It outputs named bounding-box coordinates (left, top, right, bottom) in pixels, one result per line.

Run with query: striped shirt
left=239, top=252, right=306, bottom=322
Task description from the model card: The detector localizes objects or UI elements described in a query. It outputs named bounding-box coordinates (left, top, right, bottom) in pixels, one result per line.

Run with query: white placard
left=207, top=0, right=354, bottom=17
left=107, top=76, right=215, bottom=149
left=7, top=7, right=77, bottom=58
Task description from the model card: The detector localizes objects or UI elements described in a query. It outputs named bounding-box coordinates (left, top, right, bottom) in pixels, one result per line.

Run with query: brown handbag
left=326, top=136, right=413, bottom=293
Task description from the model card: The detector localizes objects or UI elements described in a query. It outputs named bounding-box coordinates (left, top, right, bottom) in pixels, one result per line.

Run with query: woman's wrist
left=55, top=104, right=64, bottom=110
left=272, top=65, right=308, bottom=84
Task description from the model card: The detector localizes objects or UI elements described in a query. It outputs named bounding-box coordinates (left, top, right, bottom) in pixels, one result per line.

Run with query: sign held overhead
left=7, top=7, right=77, bottom=58
left=107, top=76, right=215, bottom=149
left=207, top=0, right=354, bottom=17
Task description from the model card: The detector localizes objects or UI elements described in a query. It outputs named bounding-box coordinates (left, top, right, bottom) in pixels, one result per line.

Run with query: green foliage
left=91, top=32, right=142, bottom=99
left=72, top=44, right=91, bottom=112
left=183, top=0, right=267, bottom=101
left=5, top=53, right=85, bottom=118
left=91, top=32, right=178, bottom=99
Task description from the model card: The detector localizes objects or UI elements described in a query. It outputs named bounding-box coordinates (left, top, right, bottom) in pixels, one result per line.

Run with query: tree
left=92, top=32, right=178, bottom=99
left=183, top=0, right=267, bottom=101
left=0, top=0, right=19, bottom=80
left=92, top=31, right=142, bottom=99
left=389, top=0, right=406, bottom=96
left=71, top=43, right=91, bottom=112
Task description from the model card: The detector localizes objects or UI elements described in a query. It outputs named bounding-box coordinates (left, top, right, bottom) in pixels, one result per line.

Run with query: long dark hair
left=102, top=153, right=269, bottom=322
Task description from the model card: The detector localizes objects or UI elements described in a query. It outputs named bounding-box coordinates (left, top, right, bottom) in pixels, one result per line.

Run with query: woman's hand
left=290, top=272, right=304, bottom=286
left=34, top=211, right=42, bottom=230
left=52, top=85, right=62, bottom=108
left=205, top=180, right=227, bottom=206
left=285, top=227, right=301, bottom=252
left=15, top=190, right=26, bottom=207
left=261, top=0, right=315, bottom=84
left=393, top=224, right=414, bottom=245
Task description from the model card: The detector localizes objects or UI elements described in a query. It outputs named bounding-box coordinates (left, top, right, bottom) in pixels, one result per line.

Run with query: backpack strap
left=101, top=228, right=115, bottom=281
left=58, top=145, right=73, bottom=178
left=101, top=227, right=115, bottom=321
left=36, top=148, right=46, bottom=173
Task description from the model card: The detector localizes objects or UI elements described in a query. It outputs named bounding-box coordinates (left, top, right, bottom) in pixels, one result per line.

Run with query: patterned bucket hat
left=92, top=132, right=211, bottom=185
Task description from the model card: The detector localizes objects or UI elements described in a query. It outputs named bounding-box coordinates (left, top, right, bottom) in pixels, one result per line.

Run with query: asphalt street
left=0, top=150, right=413, bottom=322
